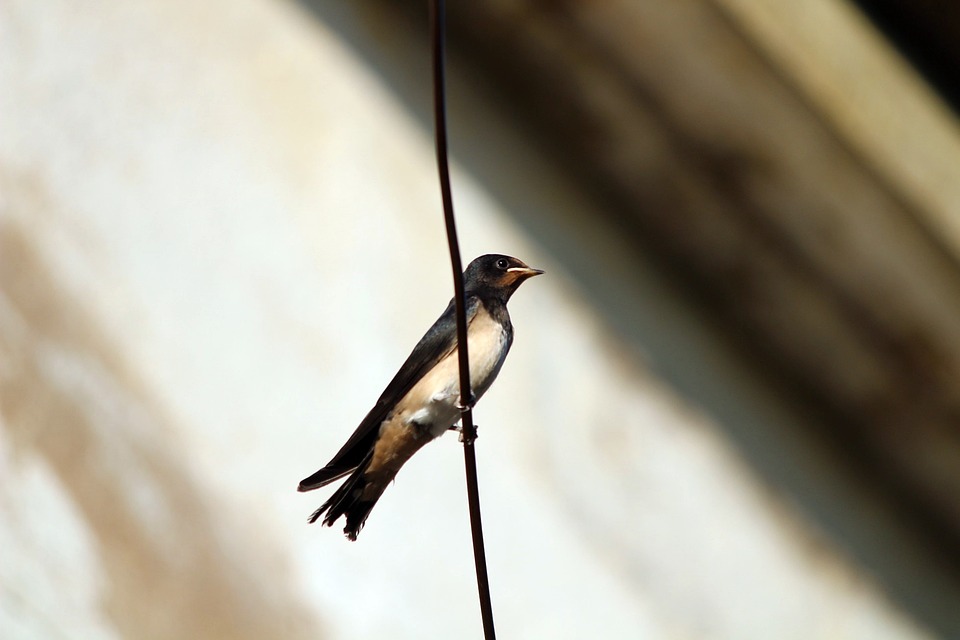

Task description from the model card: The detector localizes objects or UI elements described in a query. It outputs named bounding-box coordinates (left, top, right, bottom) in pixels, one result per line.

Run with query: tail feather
left=298, top=465, right=353, bottom=492
left=307, top=457, right=389, bottom=541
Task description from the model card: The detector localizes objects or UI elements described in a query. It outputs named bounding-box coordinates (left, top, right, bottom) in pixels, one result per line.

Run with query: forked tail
left=308, top=458, right=388, bottom=541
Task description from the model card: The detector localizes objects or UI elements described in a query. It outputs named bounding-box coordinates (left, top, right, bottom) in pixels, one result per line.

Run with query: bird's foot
left=455, top=392, right=477, bottom=413
left=458, top=424, right=478, bottom=445
left=447, top=422, right=478, bottom=444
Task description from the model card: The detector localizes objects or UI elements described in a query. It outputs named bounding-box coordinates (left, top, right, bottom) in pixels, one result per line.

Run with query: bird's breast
left=394, top=308, right=511, bottom=438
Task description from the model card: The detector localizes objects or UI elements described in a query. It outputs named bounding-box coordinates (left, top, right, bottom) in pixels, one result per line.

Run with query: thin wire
left=429, top=1, right=496, bottom=638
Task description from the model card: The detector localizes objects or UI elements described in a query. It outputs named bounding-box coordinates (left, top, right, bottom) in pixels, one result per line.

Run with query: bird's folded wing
left=298, top=296, right=479, bottom=490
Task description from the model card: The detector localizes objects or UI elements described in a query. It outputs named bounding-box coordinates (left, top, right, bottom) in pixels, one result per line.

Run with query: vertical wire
left=429, top=1, right=496, bottom=638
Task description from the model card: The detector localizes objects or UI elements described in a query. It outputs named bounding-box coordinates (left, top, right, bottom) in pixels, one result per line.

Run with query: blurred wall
left=1, top=0, right=956, bottom=639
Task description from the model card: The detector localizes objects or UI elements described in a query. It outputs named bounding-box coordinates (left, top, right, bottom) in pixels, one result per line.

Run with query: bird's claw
left=456, top=392, right=477, bottom=413
left=447, top=421, right=478, bottom=444
left=459, top=424, right=477, bottom=444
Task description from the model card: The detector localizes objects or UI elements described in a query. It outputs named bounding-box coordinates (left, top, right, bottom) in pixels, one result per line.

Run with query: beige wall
left=0, top=0, right=938, bottom=638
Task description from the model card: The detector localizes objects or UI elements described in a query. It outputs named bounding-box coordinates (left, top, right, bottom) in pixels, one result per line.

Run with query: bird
left=298, top=254, right=543, bottom=540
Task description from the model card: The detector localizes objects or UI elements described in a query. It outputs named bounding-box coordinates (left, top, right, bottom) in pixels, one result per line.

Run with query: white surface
left=0, top=0, right=931, bottom=638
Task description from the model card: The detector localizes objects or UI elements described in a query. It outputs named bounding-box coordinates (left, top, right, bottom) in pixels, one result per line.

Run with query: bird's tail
left=308, top=457, right=389, bottom=541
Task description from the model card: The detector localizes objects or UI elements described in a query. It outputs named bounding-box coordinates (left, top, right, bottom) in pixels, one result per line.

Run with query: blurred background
left=3, top=0, right=960, bottom=638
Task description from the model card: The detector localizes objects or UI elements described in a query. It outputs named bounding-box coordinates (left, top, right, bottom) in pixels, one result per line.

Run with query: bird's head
left=463, top=254, right=544, bottom=301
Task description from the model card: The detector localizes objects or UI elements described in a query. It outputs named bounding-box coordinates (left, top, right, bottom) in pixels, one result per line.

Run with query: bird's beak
left=507, top=266, right=545, bottom=279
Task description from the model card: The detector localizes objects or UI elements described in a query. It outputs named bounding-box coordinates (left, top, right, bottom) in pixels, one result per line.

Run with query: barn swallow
left=298, top=254, right=543, bottom=540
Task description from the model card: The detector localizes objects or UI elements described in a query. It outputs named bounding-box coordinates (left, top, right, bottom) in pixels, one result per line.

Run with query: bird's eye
left=496, top=258, right=509, bottom=270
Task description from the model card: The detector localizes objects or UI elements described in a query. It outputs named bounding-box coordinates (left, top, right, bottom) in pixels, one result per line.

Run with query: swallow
left=298, top=254, right=543, bottom=540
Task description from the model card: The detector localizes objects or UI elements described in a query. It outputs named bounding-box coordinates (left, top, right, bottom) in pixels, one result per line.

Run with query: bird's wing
left=298, top=296, right=479, bottom=491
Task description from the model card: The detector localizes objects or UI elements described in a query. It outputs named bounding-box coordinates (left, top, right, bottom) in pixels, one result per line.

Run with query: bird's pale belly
left=393, top=312, right=509, bottom=438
